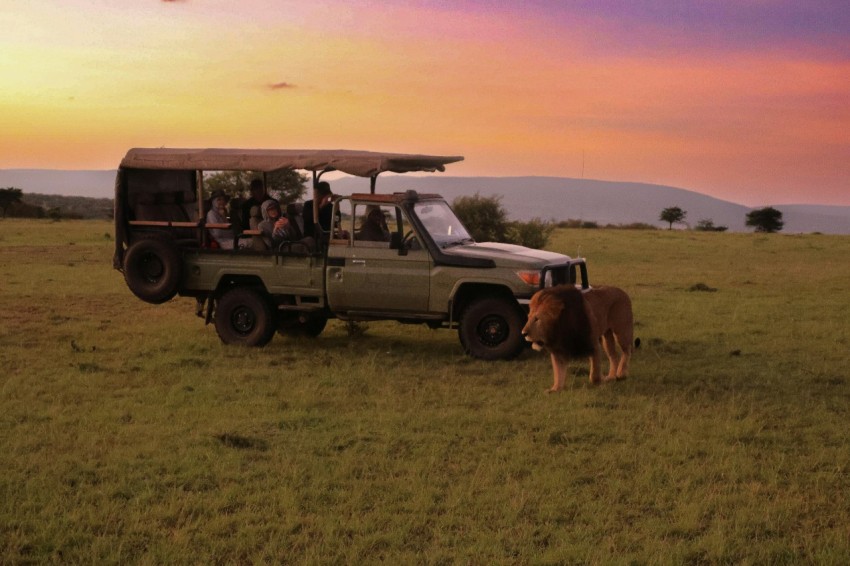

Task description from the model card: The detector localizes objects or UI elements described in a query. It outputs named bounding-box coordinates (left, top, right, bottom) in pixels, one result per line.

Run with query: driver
left=356, top=206, right=390, bottom=242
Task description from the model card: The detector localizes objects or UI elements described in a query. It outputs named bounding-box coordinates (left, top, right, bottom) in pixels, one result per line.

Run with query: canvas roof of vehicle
left=120, top=148, right=463, bottom=178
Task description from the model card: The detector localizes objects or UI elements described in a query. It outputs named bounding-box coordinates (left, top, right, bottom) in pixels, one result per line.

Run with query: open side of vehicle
left=113, top=148, right=590, bottom=360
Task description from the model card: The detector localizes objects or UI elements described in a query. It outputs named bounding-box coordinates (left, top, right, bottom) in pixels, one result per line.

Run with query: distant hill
left=2, top=169, right=848, bottom=234
left=0, top=169, right=116, bottom=199
left=334, top=176, right=850, bottom=234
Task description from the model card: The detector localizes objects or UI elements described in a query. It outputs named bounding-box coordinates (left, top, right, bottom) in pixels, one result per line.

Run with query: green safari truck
left=113, top=148, right=589, bottom=360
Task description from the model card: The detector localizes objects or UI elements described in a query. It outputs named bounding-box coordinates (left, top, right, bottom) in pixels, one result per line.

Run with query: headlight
left=516, top=270, right=540, bottom=286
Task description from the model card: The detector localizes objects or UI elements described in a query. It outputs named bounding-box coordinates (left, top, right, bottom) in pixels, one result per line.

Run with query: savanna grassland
left=2, top=219, right=849, bottom=565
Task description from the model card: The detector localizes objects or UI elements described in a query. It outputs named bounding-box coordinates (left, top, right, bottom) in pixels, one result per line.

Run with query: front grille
left=541, top=260, right=588, bottom=289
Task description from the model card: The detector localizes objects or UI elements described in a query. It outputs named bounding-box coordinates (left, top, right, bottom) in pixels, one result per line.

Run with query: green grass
left=2, top=219, right=850, bottom=564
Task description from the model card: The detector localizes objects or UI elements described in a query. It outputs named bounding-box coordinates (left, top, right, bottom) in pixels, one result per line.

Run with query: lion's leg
left=588, top=344, right=603, bottom=384
left=601, top=329, right=619, bottom=381
left=614, top=331, right=632, bottom=379
left=549, top=353, right=568, bottom=393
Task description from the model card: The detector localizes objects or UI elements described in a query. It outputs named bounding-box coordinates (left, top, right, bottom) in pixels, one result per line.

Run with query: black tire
left=276, top=312, right=328, bottom=338
left=214, top=288, right=275, bottom=347
left=123, top=237, right=181, bottom=304
left=458, top=296, right=526, bottom=360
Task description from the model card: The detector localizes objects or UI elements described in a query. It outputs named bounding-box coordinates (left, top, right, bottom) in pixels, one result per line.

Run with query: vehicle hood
left=441, top=242, right=571, bottom=268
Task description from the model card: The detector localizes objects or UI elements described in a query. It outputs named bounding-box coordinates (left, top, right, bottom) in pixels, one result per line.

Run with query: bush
left=605, top=222, right=658, bottom=230
left=452, top=193, right=508, bottom=243
left=506, top=219, right=555, bottom=249
left=453, top=193, right=554, bottom=249
left=556, top=219, right=598, bottom=229
left=695, top=219, right=728, bottom=232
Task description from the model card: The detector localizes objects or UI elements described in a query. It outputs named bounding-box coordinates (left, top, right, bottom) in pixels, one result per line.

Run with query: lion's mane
left=532, top=286, right=595, bottom=358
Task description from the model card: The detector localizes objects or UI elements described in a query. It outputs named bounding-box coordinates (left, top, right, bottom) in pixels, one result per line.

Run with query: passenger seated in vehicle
left=257, top=200, right=296, bottom=249
left=257, top=200, right=317, bottom=253
left=356, top=206, right=390, bottom=242
left=206, top=190, right=235, bottom=249
left=241, top=179, right=276, bottom=231
left=286, top=202, right=305, bottom=240
left=248, top=205, right=262, bottom=231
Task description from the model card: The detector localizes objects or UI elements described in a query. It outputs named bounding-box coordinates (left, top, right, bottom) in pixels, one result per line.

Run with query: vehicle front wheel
left=458, top=296, right=526, bottom=360
left=214, top=288, right=275, bottom=347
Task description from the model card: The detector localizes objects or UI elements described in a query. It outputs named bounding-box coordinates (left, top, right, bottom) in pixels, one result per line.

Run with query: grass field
left=2, top=219, right=849, bottom=564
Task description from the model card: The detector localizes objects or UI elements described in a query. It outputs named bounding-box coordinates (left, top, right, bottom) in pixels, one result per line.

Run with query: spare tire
left=123, top=237, right=182, bottom=304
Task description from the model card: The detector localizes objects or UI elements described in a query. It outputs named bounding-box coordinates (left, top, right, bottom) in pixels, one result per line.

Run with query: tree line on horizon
left=1, top=186, right=786, bottom=235
left=0, top=187, right=113, bottom=220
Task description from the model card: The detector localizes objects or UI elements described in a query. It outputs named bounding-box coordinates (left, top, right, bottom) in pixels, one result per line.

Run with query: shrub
left=556, top=219, right=598, bottom=229
left=453, top=193, right=554, bottom=249
left=695, top=219, right=728, bottom=232
left=452, top=193, right=508, bottom=243
left=506, top=218, right=555, bottom=249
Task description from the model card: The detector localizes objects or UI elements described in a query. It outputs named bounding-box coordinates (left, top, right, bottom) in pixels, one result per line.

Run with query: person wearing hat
left=206, top=189, right=235, bottom=249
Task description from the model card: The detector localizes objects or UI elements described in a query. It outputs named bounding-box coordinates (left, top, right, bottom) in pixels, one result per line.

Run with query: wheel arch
left=213, top=274, right=269, bottom=298
left=450, top=282, right=523, bottom=323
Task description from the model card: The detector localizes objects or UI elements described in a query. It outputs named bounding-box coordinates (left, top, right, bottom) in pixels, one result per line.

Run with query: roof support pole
left=312, top=171, right=319, bottom=225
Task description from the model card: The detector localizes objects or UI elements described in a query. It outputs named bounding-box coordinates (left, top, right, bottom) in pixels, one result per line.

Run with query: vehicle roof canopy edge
left=119, top=148, right=464, bottom=177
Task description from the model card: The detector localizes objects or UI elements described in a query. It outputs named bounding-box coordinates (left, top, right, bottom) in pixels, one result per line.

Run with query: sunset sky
left=1, top=1, right=848, bottom=205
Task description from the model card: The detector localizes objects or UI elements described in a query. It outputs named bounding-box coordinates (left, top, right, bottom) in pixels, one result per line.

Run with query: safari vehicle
left=112, top=148, right=589, bottom=360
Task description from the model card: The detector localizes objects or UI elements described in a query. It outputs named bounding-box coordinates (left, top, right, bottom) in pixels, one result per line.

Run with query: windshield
left=414, top=201, right=473, bottom=248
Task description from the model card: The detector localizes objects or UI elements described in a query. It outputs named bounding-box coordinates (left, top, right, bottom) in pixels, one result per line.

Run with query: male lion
left=522, top=285, right=637, bottom=392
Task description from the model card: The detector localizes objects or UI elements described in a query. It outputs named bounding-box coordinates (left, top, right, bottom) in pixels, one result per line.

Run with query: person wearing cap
left=206, top=189, right=235, bottom=249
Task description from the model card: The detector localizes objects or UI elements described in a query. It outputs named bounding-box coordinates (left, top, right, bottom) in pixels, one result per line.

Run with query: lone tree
left=659, top=206, right=687, bottom=230
left=746, top=206, right=784, bottom=233
left=0, top=187, right=23, bottom=218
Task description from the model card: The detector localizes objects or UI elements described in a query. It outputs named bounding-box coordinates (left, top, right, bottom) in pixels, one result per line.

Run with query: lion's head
left=522, top=285, right=595, bottom=358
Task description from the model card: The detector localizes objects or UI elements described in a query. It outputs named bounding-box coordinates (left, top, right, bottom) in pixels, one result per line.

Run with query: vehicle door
left=326, top=199, right=431, bottom=313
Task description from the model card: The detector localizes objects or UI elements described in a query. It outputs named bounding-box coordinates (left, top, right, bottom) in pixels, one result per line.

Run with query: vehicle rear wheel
left=214, top=288, right=275, bottom=347
left=458, top=296, right=526, bottom=360
left=123, top=236, right=181, bottom=304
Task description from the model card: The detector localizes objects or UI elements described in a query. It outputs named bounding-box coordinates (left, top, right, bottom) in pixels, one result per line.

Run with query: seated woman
left=206, top=190, right=235, bottom=249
